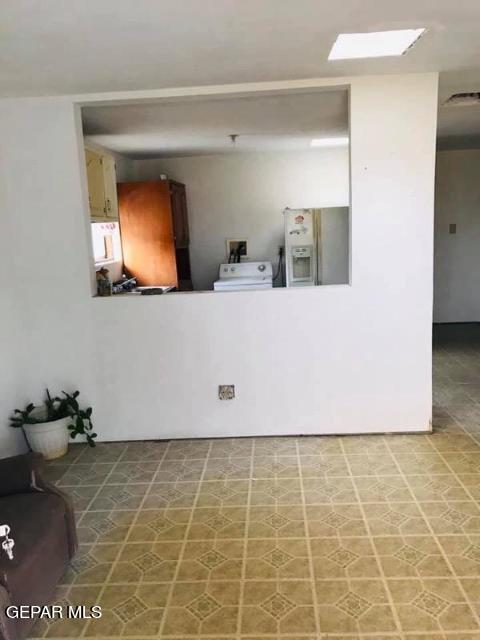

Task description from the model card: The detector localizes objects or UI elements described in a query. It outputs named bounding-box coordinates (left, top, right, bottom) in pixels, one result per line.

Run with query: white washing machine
left=213, top=261, right=273, bottom=291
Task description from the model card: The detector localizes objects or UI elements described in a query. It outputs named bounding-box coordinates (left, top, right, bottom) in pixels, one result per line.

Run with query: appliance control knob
left=231, top=267, right=235, bottom=271
left=258, top=264, right=266, bottom=272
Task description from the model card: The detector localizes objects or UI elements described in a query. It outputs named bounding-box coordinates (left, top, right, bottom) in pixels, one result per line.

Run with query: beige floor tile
left=373, top=535, right=452, bottom=578
left=154, top=458, right=206, bottom=482
left=144, top=481, right=199, bottom=509
left=84, top=583, right=168, bottom=636
left=311, top=537, right=381, bottom=579
left=241, top=636, right=319, bottom=640
left=442, top=452, right=480, bottom=474
left=436, top=534, right=480, bottom=576
left=162, top=581, right=240, bottom=635
left=196, top=480, right=249, bottom=507
left=420, top=501, right=480, bottom=535
left=315, top=579, right=397, bottom=634
left=300, top=454, right=350, bottom=477
left=79, top=442, right=127, bottom=464
left=319, top=636, right=403, bottom=640
left=106, top=461, right=160, bottom=484
left=248, top=505, right=307, bottom=538
left=163, top=439, right=211, bottom=460
left=77, top=510, right=137, bottom=544
left=341, top=434, right=389, bottom=454
left=386, top=434, right=436, bottom=454
left=109, top=541, right=182, bottom=583
left=128, top=508, right=191, bottom=542
left=298, top=436, right=344, bottom=455
left=346, top=453, right=400, bottom=476
left=428, top=432, right=480, bottom=452
left=460, top=577, right=480, bottom=616
left=306, top=504, right=368, bottom=538
left=178, top=539, right=244, bottom=581
left=242, top=580, right=317, bottom=634
left=67, top=485, right=104, bottom=513
left=209, top=437, right=253, bottom=458
left=203, top=457, right=252, bottom=480
left=61, top=542, right=122, bottom=585
left=87, top=484, right=148, bottom=512
left=362, top=502, right=430, bottom=536
left=391, top=452, right=451, bottom=475
left=457, top=473, right=480, bottom=500
left=387, top=577, right=479, bottom=633
left=245, top=537, right=311, bottom=580
left=57, top=462, right=115, bottom=486
left=406, top=474, right=470, bottom=502
left=254, top=437, right=298, bottom=456
left=303, top=476, right=358, bottom=504
left=250, top=478, right=303, bottom=506
left=432, top=411, right=464, bottom=433
left=354, top=476, right=413, bottom=502
left=189, top=506, right=247, bottom=539
left=252, top=455, right=300, bottom=478
left=119, top=441, right=169, bottom=462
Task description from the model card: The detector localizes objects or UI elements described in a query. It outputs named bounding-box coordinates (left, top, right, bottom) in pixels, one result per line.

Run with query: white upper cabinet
left=102, top=153, right=119, bottom=219
left=85, top=147, right=119, bottom=220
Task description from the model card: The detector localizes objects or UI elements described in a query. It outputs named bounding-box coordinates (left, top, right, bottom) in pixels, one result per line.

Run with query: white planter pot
left=23, top=416, right=70, bottom=460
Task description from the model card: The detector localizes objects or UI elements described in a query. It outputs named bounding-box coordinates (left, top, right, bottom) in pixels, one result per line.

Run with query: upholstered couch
left=0, top=453, right=77, bottom=640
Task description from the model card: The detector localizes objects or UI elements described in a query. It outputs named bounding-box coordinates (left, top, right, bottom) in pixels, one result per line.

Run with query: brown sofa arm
left=0, top=583, right=15, bottom=640
left=0, top=453, right=78, bottom=559
left=0, top=453, right=37, bottom=498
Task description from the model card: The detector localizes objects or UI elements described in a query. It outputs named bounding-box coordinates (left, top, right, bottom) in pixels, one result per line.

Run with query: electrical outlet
left=218, top=385, right=235, bottom=400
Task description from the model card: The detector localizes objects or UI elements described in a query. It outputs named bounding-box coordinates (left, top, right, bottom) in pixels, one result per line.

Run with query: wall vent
left=444, top=92, right=480, bottom=107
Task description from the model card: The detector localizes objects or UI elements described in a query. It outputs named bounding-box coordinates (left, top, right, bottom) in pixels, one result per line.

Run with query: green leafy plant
left=10, top=389, right=97, bottom=447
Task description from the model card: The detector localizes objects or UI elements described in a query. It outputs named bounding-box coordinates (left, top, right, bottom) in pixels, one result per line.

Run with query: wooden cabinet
left=85, top=147, right=119, bottom=221
left=170, top=180, right=189, bottom=248
left=118, top=179, right=192, bottom=290
left=85, top=148, right=105, bottom=218
left=102, top=153, right=119, bottom=219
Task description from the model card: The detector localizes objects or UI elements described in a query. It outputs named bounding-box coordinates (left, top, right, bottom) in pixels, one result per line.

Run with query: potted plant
left=10, top=390, right=97, bottom=460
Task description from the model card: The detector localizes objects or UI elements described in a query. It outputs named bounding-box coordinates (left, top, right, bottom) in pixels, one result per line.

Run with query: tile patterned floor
left=29, top=324, right=480, bottom=639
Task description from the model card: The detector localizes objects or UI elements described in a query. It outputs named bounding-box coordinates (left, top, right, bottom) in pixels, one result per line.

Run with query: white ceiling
left=82, top=90, right=348, bottom=158
left=2, top=0, right=480, bottom=145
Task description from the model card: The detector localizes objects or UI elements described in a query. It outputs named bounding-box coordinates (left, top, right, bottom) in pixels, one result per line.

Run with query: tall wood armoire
left=117, top=179, right=192, bottom=290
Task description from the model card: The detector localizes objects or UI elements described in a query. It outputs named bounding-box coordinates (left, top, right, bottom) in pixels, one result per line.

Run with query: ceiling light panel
left=328, top=29, right=425, bottom=60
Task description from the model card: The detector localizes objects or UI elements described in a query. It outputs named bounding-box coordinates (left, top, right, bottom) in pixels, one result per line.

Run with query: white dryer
left=213, top=261, right=273, bottom=291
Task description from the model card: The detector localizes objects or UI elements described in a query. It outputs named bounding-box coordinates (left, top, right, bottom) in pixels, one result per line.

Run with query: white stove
left=213, top=261, right=273, bottom=291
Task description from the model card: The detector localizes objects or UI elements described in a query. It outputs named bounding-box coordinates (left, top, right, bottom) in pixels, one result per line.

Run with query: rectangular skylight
left=328, top=29, right=425, bottom=60
left=310, top=137, right=349, bottom=148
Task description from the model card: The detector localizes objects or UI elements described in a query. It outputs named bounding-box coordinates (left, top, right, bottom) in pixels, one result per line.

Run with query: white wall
left=131, top=150, right=349, bottom=290
left=0, top=99, right=96, bottom=456
left=434, top=150, right=480, bottom=322
left=0, top=74, right=437, bottom=455
left=0, top=184, right=28, bottom=456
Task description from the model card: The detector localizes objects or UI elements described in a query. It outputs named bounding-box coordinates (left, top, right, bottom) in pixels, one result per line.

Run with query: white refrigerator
left=284, top=208, right=320, bottom=287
